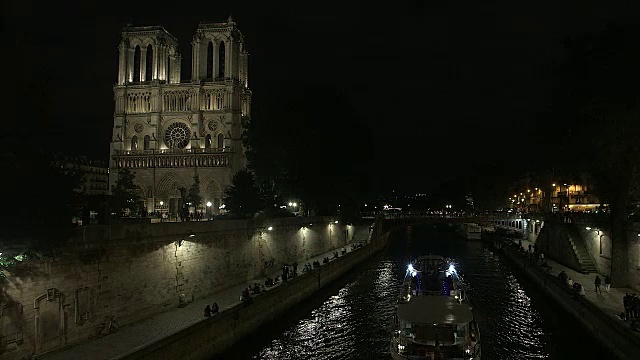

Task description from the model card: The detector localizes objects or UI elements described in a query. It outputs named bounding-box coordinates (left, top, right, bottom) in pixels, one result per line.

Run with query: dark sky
left=5, top=1, right=640, bottom=197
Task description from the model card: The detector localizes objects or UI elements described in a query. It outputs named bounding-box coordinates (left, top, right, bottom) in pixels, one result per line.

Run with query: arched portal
left=144, top=135, right=150, bottom=150
left=156, top=172, right=187, bottom=217
left=205, top=179, right=223, bottom=215
left=131, top=135, right=138, bottom=150
left=205, top=134, right=212, bottom=148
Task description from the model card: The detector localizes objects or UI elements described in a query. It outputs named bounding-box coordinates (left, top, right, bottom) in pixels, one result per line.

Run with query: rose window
left=164, top=122, right=191, bottom=149
left=134, top=122, right=144, bottom=133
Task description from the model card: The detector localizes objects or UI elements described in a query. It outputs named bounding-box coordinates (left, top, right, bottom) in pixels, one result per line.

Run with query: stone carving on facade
left=208, top=120, right=217, bottom=132
left=134, top=122, right=144, bottom=133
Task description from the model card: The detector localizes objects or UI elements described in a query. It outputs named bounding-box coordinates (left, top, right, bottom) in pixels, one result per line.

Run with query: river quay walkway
left=500, top=237, right=640, bottom=359
left=37, top=229, right=372, bottom=360
left=517, top=238, right=638, bottom=321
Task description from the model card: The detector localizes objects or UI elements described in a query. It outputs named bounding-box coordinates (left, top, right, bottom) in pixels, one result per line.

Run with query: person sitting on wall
left=204, top=304, right=212, bottom=317
left=252, top=283, right=261, bottom=294
left=323, top=257, right=329, bottom=264
left=241, top=287, right=250, bottom=302
left=557, top=270, right=567, bottom=283
left=211, top=302, right=219, bottom=314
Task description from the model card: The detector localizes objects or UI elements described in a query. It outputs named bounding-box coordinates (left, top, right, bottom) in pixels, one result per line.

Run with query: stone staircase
left=565, top=226, right=598, bottom=274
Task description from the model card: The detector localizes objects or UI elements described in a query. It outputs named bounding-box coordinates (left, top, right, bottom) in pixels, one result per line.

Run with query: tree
left=110, top=168, right=141, bottom=218
left=553, top=23, right=640, bottom=286
left=244, top=86, right=375, bottom=215
left=225, top=169, right=263, bottom=218
left=186, top=174, right=202, bottom=211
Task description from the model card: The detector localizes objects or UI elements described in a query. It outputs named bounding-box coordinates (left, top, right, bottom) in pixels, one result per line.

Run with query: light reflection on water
left=220, top=225, right=613, bottom=360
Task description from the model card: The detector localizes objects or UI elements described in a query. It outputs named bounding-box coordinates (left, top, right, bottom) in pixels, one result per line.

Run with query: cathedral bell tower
left=109, top=20, right=251, bottom=218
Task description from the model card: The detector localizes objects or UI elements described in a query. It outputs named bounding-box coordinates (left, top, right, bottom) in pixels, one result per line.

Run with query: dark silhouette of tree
left=186, top=174, right=202, bottom=211
left=244, top=86, right=375, bottom=216
left=225, top=169, right=263, bottom=218
left=110, top=168, right=141, bottom=218
left=553, top=23, right=640, bottom=286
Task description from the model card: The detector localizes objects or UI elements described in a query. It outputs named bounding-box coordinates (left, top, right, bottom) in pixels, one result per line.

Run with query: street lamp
left=206, top=201, right=212, bottom=219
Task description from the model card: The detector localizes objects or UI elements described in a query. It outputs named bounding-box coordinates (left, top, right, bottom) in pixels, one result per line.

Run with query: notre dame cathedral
left=109, top=17, right=251, bottom=217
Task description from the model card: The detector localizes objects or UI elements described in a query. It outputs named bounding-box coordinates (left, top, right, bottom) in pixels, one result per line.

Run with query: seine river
left=219, top=223, right=613, bottom=359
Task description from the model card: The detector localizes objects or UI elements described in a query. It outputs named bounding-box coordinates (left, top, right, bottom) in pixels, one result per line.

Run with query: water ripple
left=229, top=226, right=612, bottom=360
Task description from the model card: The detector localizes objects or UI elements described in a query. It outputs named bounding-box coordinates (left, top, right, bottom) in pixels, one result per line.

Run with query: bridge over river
left=219, top=219, right=614, bottom=359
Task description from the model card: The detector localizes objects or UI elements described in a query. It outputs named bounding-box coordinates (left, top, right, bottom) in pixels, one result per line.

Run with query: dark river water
left=219, top=224, right=613, bottom=359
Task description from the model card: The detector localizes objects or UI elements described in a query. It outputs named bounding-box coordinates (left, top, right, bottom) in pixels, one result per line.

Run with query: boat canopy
left=396, top=296, right=473, bottom=325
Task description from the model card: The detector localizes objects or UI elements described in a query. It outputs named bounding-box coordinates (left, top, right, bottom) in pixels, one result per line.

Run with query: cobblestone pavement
left=39, top=228, right=372, bottom=360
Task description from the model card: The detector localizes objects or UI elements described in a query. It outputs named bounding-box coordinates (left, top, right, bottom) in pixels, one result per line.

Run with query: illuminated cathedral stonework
left=109, top=17, right=251, bottom=215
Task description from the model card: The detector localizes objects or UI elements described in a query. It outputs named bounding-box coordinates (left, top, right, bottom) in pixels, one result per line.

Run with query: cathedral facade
left=109, top=18, right=251, bottom=216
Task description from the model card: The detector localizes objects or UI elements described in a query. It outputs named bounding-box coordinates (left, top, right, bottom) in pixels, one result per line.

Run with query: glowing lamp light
left=552, top=183, right=556, bottom=187
left=206, top=201, right=212, bottom=207
left=448, top=264, right=456, bottom=274
left=288, top=202, right=293, bottom=206
left=585, top=227, right=592, bottom=230
left=159, top=201, right=164, bottom=206
left=267, top=226, right=273, bottom=231
left=293, top=202, right=297, bottom=207
left=334, top=220, right=339, bottom=224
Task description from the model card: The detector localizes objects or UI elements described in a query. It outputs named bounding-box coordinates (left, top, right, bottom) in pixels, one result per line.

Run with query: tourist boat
left=397, top=255, right=468, bottom=302
left=390, top=257, right=481, bottom=360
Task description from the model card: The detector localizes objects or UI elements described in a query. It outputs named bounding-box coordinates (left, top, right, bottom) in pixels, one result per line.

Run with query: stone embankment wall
left=119, top=226, right=389, bottom=360
left=536, top=221, right=640, bottom=291
left=499, top=245, right=640, bottom=360
left=0, top=216, right=360, bottom=359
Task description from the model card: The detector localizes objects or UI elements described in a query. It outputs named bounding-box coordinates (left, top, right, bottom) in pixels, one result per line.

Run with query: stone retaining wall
left=118, top=230, right=389, bottom=360
left=0, top=217, right=360, bottom=359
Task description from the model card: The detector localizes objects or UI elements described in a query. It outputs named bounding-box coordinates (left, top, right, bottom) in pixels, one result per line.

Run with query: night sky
left=5, top=1, right=640, bottom=198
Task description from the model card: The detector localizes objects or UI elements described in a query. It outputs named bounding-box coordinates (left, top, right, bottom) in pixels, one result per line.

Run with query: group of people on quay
left=499, top=234, right=640, bottom=334
left=198, top=243, right=364, bottom=314
left=203, top=302, right=219, bottom=317
left=557, top=270, right=587, bottom=296
left=514, top=239, right=552, bottom=272
left=622, top=293, right=640, bottom=328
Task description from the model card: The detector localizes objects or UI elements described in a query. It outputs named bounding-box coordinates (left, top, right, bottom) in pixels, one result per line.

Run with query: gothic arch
left=145, top=44, right=153, bottom=81
left=143, top=135, right=150, bottom=150
left=218, top=41, right=225, bottom=78
left=131, top=135, right=138, bottom=150
left=133, top=45, right=141, bottom=82
left=217, top=133, right=224, bottom=148
left=205, top=134, right=212, bottom=148
left=206, top=41, right=214, bottom=79
left=156, top=172, right=187, bottom=199
left=204, top=178, right=224, bottom=213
